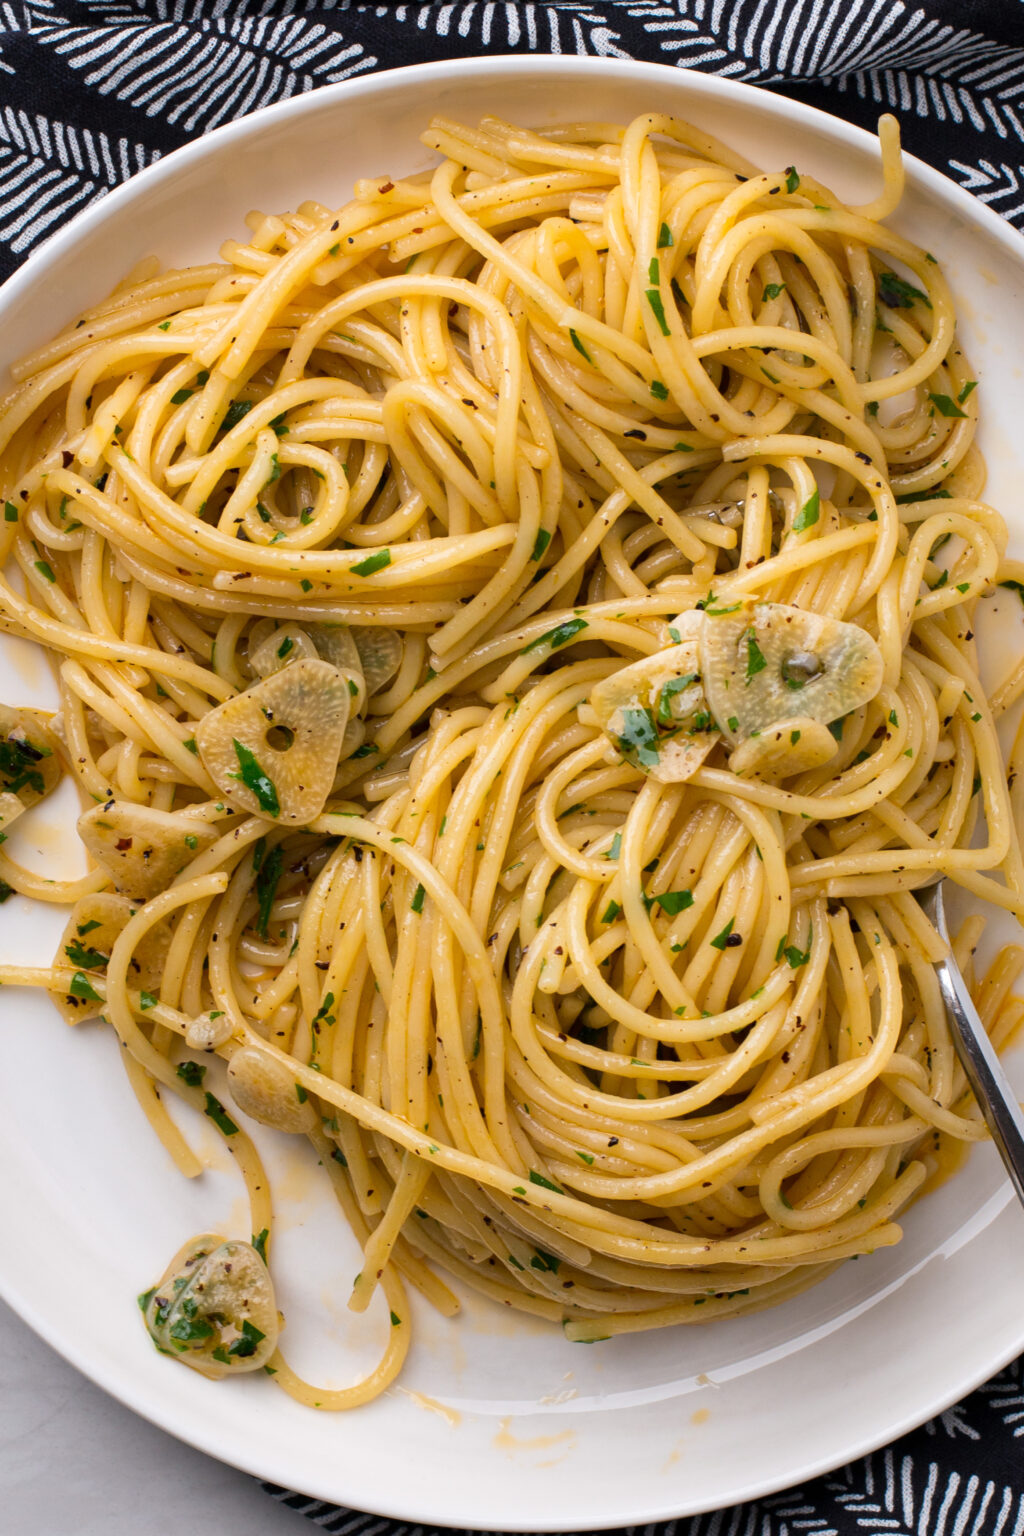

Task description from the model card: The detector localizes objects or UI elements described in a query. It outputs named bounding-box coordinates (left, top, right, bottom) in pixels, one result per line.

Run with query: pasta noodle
left=1, top=108, right=1022, bottom=1403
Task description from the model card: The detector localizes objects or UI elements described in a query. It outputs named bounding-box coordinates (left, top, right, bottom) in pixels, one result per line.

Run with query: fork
left=916, top=879, right=1024, bottom=1207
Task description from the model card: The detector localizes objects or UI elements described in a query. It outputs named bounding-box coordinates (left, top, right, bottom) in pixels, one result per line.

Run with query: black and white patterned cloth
left=1, top=2, right=1023, bottom=1531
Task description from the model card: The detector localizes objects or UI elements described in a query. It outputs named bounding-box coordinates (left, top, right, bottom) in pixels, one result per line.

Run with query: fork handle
left=933, top=953, right=1024, bottom=1207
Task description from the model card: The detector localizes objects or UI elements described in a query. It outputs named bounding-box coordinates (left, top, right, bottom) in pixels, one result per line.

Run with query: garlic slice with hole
left=195, top=659, right=350, bottom=824
left=700, top=600, right=882, bottom=775
left=140, top=1234, right=278, bottom=1378
left=78, top=802, right=218, bottom=900
left=589, top=641, right=720, bottom=783
left=227, top=1044, right=316, bottom=1134
left=54, top=892, right=172, bottom=1024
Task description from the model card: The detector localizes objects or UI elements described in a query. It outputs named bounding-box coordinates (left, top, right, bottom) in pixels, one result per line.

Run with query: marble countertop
left=0, top=1298, right=314, bottom=1536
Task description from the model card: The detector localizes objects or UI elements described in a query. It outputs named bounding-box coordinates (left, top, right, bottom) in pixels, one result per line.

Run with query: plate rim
left=1, top=52, right=1023, bottom=1529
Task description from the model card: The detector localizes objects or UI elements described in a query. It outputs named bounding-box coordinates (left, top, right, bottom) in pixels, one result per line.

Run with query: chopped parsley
left=255, top=843, right=283, bottom=939
left=203, top=1092, right=239, bottom=1136
left=521, top=617, right=588, bottom=654
left=929, top=393, right=967, bottom=419
left=569, top=328, right=592, bottom=363
left=878, top=271, right=931, bottom=310
left=617, top=705, right=661, bottom=769
left=229, top=740, right=280, bottom=817
left=351, top=548, right=391, bottom=576
left=745, top=631, right=767, bottom=681
left=792, top=487, right=820, bottom=533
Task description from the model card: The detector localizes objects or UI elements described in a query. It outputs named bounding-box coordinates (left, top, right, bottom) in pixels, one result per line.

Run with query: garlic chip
left=78, top=802, right=218, bottom=900
left=54, top=892, right=172, bottom=1024
left=140, top=1234, right=278, bottom=1378
left=227, top=1044, right=315, bottom=1134
left=589, top=641, right=721, bottom=783
left=248, top=623, right=319, bottom=678
left=350, top=626, right=403, bottom=696
left=700, top=600, right=883, bottom=775
left=195, top=659, right=350, bottom=824
left=0, top=704, right=62, bottom=830
left=729, top=718, right=840, bottom=779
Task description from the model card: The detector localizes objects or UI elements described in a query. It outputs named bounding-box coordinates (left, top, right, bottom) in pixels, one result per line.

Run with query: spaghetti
left=0, top=109, right=1022, bottom=1406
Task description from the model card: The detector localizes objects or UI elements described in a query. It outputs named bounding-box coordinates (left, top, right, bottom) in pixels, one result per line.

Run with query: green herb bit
left=176, top=1060, right=206, bottom=1087
left=762, top=282, right=786, bottom=301
left=4, top=501, right=17, bottom=522
left=527, top=1169, right=564, bottom=1196
left=710, top=917, right=735, bottom=951
left=792, top=487, right=820, bottom=533
left=929, top=393, right=967, bottom=418
left=601, top=900, right=621, bottom=923
left=255, top=843, right=283, bottom=939
left=646, top=290, right=671, bottom=336
left=657, top=222, right=673, bottom=248
left=656, top=672, right=700, bottom=725
left=521, top=616, right=588, bottom=654
left=69, top=971, right=101, bottom=1001
left=785, top=166, right=800, bottom=193
left=140, top=991, right=158, bottom=1011
left=351, top=548, right=391, bottom=576
left=530, top=1247, right=561, bottom=1273
left=34, top=560, right=56, bottom=583
left=220, top=399, right=253, bottom=433
left=654, top=889, right=694, bottom=916
left=617, top=705, right=661, bottom=769
left=171, top=388, right=193, bottom=405
left=229, top=740, right=280, bottom=817
left=605, top=832, right=622, bottom=861
left=203, top=1092, right=239, bottom=1136
left=957, top=380, right=978, bottom=404
left=228, top=1319, right=265, bottom=1358
left=64, top=939, right=108, bottom=970
left=745, top=631, right=767, bottom=681
left=569, top=328, right=593, bottom=363
left=531, top=528, right=552, bottom=562
left=411, top=882, right=426, bottom=913
left=878, top=271, right=931, bottom=310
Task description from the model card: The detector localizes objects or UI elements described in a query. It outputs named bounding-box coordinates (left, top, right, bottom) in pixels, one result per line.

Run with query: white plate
left=2, top=56, right=1023, bottom=1531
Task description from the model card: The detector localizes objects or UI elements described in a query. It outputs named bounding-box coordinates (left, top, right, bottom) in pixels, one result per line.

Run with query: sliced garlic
left=0, top=704, right=62, bottom=827
left=350, top=625, right=403, bottom=696
left=589, top=641, right=720, bottom=783
left=195, top=659, right=350, bottom=824
left=700, top=601, right=883, bottom=760
left=227, top=1044, right=315, bottom=1134
left=78, top=802, right=218, bottom=900
left=729, top=718, right=839, bottom=778
left=248, top=624, right=319, bottom=678
left=140, top=1234, right=278, bottom=1378
left=186, top=1009, right=235, bottom=1052
left=54, top=892, right=172, bottom=1024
